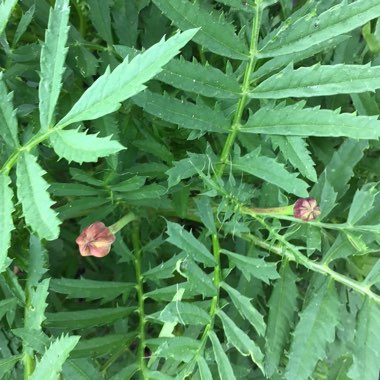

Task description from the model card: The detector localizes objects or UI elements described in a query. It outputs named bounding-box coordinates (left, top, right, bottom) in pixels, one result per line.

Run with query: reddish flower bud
left=293, top=197, right=321, bottom=221
left=76, top=222, right=116, bottom=258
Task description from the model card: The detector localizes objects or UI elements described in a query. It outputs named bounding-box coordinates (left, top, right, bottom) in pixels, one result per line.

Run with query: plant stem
left=246, top=216, right=380, bottom=305
left=215, top=0, right=263, bottom=178
left=132, top=221, right=147, bottom=380
left=109, top=212, right=137, bottom=234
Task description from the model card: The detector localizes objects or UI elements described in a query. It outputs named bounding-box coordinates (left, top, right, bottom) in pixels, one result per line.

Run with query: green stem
left=132, top=221, right=147, bottom=380
left=215, top=0, right=263, bottom=177
left=246, top=216, right=380, bottom=304
left=108, top=212, right=137, bottom=234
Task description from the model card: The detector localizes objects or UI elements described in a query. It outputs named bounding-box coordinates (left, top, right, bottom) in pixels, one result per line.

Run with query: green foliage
left=1, top=1, right=380, bottom=379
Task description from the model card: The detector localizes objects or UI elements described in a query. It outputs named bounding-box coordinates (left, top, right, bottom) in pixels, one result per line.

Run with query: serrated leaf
left=243, top=103, right=380, bottom=140
left=0, top=298, right=17, bottom=320
left=194, top=196, right=217, bottom=235
left=71, top=334, right=135, bottom=358
left=50, top=128, right=125, bottom=164
left=30, top=334, right=80, bottom=380
left=311, top=140, right=369, bottom=205
left=222, top=282, right=266, bottom=336
left=0, top=74, right=19, bottom=149
left=56, top=29, right=198, bottom=128
left=45, top=307, right=135, bottom=330
left=133, top=90, right=230, bottom=133
left=118, top=184, right=166, bottom=201
left=25, top=278, right=50, bottom=331
left=157, top=58, right=241, bottom=99
left=49, top=182, right=101, bottom=197
left=179, top=258, right=217, bottom=298
left=157, top=302, right=211, bottom=325
left=27, top=235, right=48, bottom=288
left=87, top=0, right=113, bottom=44
left=152, top=0, right=248, bottom=60
left=364, top=259, right=380, bottom=287
left=12, top=328, right=50, bottom=354
left=251, top=64, right=380, bottom=99
left=16, top=153, right=61, bottom=240
left=209, top=331, right=236, bottom=380
left=166, top=222, right=216, bottom=267
left=264, top=262, right=298, bottom=377
left=348, top=298, right=380, bottom=380
left=0, top=174, right=14, bottom=273
left=38, top=0, right=70, bottom=131
left=223, top=249, right=279, bottom=284
left=258, top=0, right=380, bottom=58
left=285, top=278, right=340, bottom=380
left=63, top=359, right=103, bottom=380
left=49, top=278, right=134, bottom=301
left=0, top=0, right=17, bottom=37
left=0, top=355, right=22, bottom=379
left=347, top=183, right=378, bottom=225
left=233, top=148, right=309, bottom=197
left=143, top=253, right=185, bottom=281
left=147, top=337, right=200, bottom=363
left=110, top=176, right=146, bottom=193
left=13, top=5, right=35, bottom=46
left=271, top=136, right=317, bottom=182
left=218, top=310, right=264, bottom=372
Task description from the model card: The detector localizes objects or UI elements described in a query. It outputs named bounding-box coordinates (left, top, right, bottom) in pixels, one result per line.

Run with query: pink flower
left=293, top=198, right=321, bottom=221
left=76, top=222, right=116, bottom=258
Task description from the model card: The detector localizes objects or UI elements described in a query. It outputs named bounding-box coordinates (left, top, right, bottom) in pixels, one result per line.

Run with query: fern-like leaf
left=0, top=174, right=14, bottom=273
left=25, top=278, right=50, bottom=330
left=233, top=148, right=309, bottom=197
left=49, top=128, right=125, bottom=164
left=250, top=64, right=380, bottom=99
left=38, top=0, right=70, bottom=131
left=243, top=103, right=380, bottom=140
left=30, top=334, right=80, bottom=380
left=16, top=153, right=61, bottom=240
left=56, top=29, right=198, bottom=128
left=265, top=262, right=298, bottom=377
left=152, top=0, right=248, bottom=60
left=285, top=278, right=340, bottom=380
left=258, top=0, right=380, bottom=57
left=0, top=74, right=19, bottom=149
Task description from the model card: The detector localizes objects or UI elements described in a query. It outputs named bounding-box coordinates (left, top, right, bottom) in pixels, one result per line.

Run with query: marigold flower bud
left=76, top=222, right=116, bottom=258
left=293, top=197, right=321, bottom=221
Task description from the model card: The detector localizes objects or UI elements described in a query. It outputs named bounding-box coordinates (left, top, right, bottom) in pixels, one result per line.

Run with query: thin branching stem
left=131, top=221, right=147, bottom=380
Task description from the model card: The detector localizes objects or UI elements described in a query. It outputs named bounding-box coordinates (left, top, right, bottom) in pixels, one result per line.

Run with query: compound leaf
left=209, top=331, right=236, bottom=380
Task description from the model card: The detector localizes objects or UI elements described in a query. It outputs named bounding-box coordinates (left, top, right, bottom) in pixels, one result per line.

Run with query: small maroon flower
left=293, top=197, right=321, bottom=221
left=76, top=222, right=116, bottom=258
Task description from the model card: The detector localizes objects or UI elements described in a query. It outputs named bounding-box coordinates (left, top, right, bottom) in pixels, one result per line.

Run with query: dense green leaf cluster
left=1, top=0, right=380, bottom=379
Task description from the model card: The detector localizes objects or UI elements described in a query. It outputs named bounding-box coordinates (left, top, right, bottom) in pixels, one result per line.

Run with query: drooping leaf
left=16, top=153, right=61, bottom=240
left=49, top=278, right=134, bottom=301
left=265, top=262, right=298, bottom=377
left=347, top=183, right=378, bottom=225
left=25, top=278, right=50, bottom=331
left=0, top=0, right=17, bottom=37
left=218, top=310, right=264, bottom=372
left=250, top=64, right=380, bottom=99
left=49, top=128, right=125, bottom=164
left=166, top=221, right=216, bottom=267
left=38, top=0, right=70, bottom=131
left=209, top=331, right=237, bottom=380
left=222, top=282, right=266, bottom=336
left=30, top=334, right=80, bottom=380
left=0, top=73, right=19, bottom=149
left=197, top=357, right=213, bottom=380
left=285, top=278, right=340, bottom=380
left=45, top=307, right=135, bottom=330
left=271, top=136, right=317, bottom=182
left=223, top=249, right=279, bottom=284
left=157, top=57, right=241, bottom=99
left=258, top=0, right=380, bottom=57
left=87, top=0, right=113, bottom=45
left=133, top=90, right=230, bottom=133
left=0, top=174, right=14, bottom=273
left=56, top=29, right=198, bottom=128
left=233, top=148, right=309, bottom=197
left=152, top=0, right=248, bottom=60
left=348, top=298, right=380, bottom=380
left=242, top=103, right=380, bottom=140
